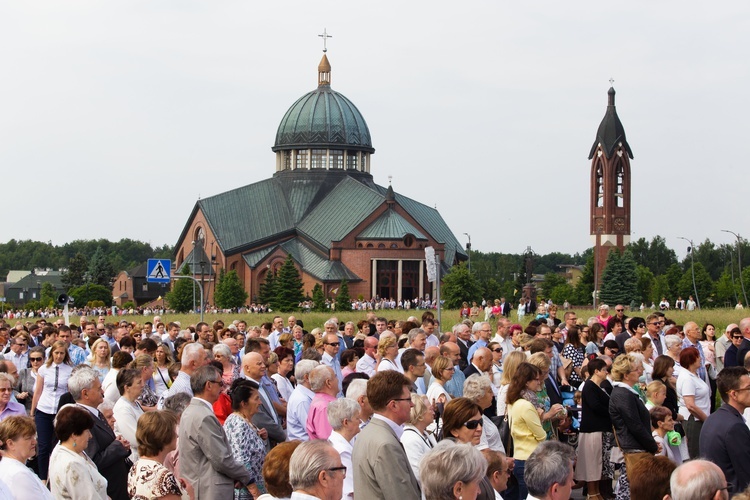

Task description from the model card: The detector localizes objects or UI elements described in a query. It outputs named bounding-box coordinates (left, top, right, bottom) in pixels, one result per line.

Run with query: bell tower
left=589, top=85, right=633, bottom=297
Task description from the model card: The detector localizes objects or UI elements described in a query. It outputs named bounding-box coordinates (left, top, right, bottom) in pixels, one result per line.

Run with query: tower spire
left=317, top=28, right=332, bottom=87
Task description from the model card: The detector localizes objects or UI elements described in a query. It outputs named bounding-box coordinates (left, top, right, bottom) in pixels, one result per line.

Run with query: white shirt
left=676, top=370, right=711, bottom=421
left=372, top=413, right=405, bottom=439
left=400, top=424, right=437, bottom=484
left=0, top=455, right=54, bottom=500
left=328, top=431, right=354, bottom=500
left=355, top=354, right=377, bottom=377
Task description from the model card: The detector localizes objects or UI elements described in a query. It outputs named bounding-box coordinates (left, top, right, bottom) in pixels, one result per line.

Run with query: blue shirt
left=444, top=368, right=466, bottom=398
left=286, top=385, right=315, bottom=441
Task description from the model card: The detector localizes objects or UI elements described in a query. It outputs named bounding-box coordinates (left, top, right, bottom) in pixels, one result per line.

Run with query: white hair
left=346, top=378, right=368, bottom=401
left=295, top=359, right=319, bottom=381
left=326, top=398, right=360, bottom=430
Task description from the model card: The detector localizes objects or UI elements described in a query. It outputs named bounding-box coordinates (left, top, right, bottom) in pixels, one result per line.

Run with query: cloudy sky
left=2, top=1, right=748, bottom=260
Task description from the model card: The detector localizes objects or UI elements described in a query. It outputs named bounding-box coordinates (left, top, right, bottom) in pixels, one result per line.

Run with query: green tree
left=540, top=272, right=567, bottom=299
left=257, top=270, right=277, bottom=305
left=441, top=262, right=482, bottom=309
left=335, top=279, right=352, bottom=312
left=678, top=262, right=713, bottom=308
left=62, top=252, right=89, bottom=289
left=311, top=283, right=326, bottom=312
left=273, top=255, right=305, bottom=312
left=665, top=264, right=684, bottom=301
left=715, top=269, right=738, bottom=308
left=599, top=250, right=638, bottom=306
left=480, top=277, right=503, bottom=304
left=165, top=265, right=194, bottom=313
left=549, top=283, right=574, bottom=306
left=68, top=284, right=112, bottom=307
left=652, top=275, right=670, bottom=305
left=40, top=282, right=57, bottom=308
left=214, top=269, right=248, bottom=310
left=635, top=265, right=655, bottom=304
left=88, top=247, right=116, bottom=288
left=628, top=236, right=678, bottom=276
left=572, top=254, right=595, bottom=305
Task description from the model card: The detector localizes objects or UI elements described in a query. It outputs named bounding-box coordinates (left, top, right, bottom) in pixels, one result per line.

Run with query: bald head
left=364, top=336, right=378, bottom=350
left=472, top=347, right=493, bottom=372
left=242, top=351, right=266, bottom=380
left=740, top=318, right=750, bottom=339
left=440, top=342, right=461, bottom=366
left=670, top=460, right=728, bottom=500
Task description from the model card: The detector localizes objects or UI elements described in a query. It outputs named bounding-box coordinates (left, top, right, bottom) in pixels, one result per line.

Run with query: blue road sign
left=146, top=259, right=171, bottom=283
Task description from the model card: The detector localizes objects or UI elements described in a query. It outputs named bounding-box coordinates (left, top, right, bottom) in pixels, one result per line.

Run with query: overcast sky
left=2, top=1, right=748, bottom=261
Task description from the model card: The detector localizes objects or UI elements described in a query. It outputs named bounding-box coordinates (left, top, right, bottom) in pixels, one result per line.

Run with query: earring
left=73, top=441, right=77, bottom=448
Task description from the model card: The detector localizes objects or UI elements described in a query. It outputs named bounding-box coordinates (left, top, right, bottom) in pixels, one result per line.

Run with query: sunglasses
left=733, top=336, right=743, bottom=340
left=463, top=418, right=483, bottom=430
left=30, top=357, right=43, bottom=362
left=616, top=309, right=624, bottom=312
left=325, top=342, right=340, bottom=347
left=493, top=348, right=503, bottom=353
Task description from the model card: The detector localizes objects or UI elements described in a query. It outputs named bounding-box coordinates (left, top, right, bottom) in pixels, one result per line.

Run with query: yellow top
left=508, top=398, right=547, bottom=460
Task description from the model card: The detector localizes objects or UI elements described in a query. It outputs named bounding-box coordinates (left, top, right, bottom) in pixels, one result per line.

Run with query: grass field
left=43, top=306, right=750, bottom=332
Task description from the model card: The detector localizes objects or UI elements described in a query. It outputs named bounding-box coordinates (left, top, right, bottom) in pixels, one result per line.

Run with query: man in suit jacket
left=352, top=370, right=421, bottom=500
left=454, top=323, right=474, bottom=372
left=69, top=367, right=131, bottom=500
left=180, top=365, right=251, bottom=500
left=699, top=366, right=750, bottom=494
left=464, top=347, right=497, bottom=418
left=241, top=351, right=287, bottom=449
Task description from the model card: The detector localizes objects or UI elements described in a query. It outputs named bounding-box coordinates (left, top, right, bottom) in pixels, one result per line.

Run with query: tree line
left=445, top=236, right=750, bottom=309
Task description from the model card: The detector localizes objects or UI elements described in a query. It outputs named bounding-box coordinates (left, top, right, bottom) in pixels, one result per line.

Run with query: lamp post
left=191, top=241, right=196, bottom=313
left=722, top=230, right=749, bottom=307
left=677, top=237, right=700, bottom=310
left=463, top=233, right=471, bottom=273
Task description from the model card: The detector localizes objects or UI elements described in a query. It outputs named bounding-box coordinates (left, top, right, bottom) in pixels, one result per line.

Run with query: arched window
left=615, top=162, right=624, bottom=208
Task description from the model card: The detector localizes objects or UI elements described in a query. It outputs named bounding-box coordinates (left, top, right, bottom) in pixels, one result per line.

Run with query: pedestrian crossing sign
left=146, top=259, right=171, bottom=283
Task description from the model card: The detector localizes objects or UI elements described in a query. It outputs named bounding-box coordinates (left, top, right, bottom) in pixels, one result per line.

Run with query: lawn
left=46, top=306, right=749, bottom=333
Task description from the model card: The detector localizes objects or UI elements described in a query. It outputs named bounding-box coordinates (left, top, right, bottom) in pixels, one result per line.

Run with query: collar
left=77, top=402, right=100, bottom=417
left=194, top=397, right=213, bottom=410
left=372, top=413, right=405, bottom=439
left=328, top=430, right=354, bottom=450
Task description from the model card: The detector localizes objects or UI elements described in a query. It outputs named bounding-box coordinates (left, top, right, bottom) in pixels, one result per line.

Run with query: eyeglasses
left=326, top=466, right=347, bottom=475
left=325, top=342, right=340, bottom=347
left=493, top=348, right=503, bottom=353
left=733, top=336, right=744, bottom=340
left=636, top=324, right=646, bottom=329
left=209, top=379, right=225, bottom=387
left=0, top=387, right=12, bottom=393
left=463, top=418, right=483, bottom=430
left=30, top=357, right=43, bottom=362
left=615, top=309, right=624, bottom=312
left=389, top=397, right=412, bottom=404
left=444, top=367, right=455, bottom=371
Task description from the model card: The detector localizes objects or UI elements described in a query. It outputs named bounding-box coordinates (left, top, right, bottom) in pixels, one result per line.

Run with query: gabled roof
left=297, top=176, right=384, bottom=248
left=358, top=208, right=427, bottom=240
left=198, top=178, right=294, bottom=253
left=6, top=271, right=30, bottom=284
left=588, top=87, right=634, bottom=160
left=243, top=238, right=360, bottom=282
left=8, top=271, right=64, bottom=290
left=181, top=245, right=212, bottom=274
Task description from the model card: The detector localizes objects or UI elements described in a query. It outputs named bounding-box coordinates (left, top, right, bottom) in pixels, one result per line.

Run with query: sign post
left=425, top=247, right=441, bottom=327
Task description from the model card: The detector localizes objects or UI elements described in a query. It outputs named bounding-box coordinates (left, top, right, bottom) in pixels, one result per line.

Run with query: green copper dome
left=273, top=55, right=374, bottom=153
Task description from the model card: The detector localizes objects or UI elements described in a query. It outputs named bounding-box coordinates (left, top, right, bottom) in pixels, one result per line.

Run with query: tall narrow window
left=330, top=150, right=343, bottom=169
left=296, top=150, right=308, bottom=170
left=596, top=162, right=604, bottom=208
left=311, top=149, right=327, bottom=169
left=615, top=162, right=624, bottom=208
left=284, top=151, right=292, bottom=170
left=346, top=152, right=358, bottom=170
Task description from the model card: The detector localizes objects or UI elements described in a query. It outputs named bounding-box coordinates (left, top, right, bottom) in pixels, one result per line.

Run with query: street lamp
left=722, top=230, right=749, bottom=307
left=677, top=237, right=700, bottom=310
left=463, top=233, right=472, bottom=272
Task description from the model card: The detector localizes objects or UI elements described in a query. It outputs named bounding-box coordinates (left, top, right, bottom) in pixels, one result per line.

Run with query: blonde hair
left=646, top=380, right=666, bottom=399
left=500, top=351, right=527, bottom=385
left=527, top=351, right=552, bottom=371
left=432, top=356, right=453, bottom=382
left=610, top=354, right=636, bottom=382
left=409, top=394, right=431, bottom=426
left=377, top=336, right=397, bottom=358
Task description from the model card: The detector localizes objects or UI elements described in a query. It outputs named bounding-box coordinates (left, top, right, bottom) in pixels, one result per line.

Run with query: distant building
left=173, top=50, right=466, bottom=305
left=5, top=270, right=63, bottom=305
left=112, top=262, right=171, bottom=307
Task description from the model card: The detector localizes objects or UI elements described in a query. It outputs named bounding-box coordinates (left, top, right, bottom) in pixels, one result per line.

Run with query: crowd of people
left=0, top=305, right=748, bottom=499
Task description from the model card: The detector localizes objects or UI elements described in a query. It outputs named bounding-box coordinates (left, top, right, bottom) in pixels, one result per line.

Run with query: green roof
left=198, top=179, right=294, bottom=253
left=297, top=177, right=383, bottom=248
left=358, top=208, right=427, bottom=240
left=243, top=238, right=360, bottom=282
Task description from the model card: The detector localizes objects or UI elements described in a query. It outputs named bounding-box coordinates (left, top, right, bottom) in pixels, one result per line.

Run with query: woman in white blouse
left=400, top=394, right=437, bottom=484
left=676, top=346, right=711, bottom=461
left=30, top=340, right=73, bottom=482
left=426, top=356, right=454, bottom=407
left=376, top=336, right=402, bottom=373
left=0, top=416, right=54, bottom=499
left=113, top=368, right=145, bottom=461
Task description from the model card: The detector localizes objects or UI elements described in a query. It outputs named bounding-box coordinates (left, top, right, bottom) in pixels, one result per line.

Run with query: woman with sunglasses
left=30, top=340, right=73, bottom=483
left=488, top=342, right=504, bottom=388
left=507, top=362, right=547, bottom=499
left=15, top=346, right=45, bottom=413
left=723, top=327, right=743, bottom=368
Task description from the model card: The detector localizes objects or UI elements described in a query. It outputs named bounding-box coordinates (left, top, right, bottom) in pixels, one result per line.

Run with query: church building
left=173, top=50, right=467, bottom=306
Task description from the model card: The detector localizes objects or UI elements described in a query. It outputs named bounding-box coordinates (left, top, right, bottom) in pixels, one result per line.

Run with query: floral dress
left=223, top=412, right=267, bottom=499
left=523, top=388, right=554, bottom=440
left=128, top=458, right=182, bottom=500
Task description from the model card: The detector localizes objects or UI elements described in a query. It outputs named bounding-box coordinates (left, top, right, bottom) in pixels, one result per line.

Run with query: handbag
left=499, top=409, right=519, bottom=490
